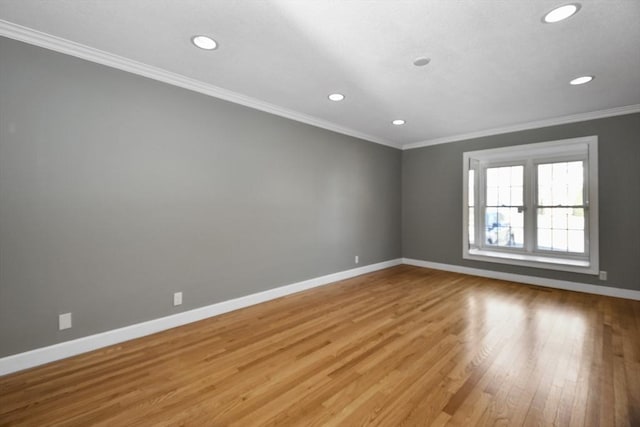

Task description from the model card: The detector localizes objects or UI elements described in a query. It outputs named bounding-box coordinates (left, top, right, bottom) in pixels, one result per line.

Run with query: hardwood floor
left=1, top=265, right=639, bottom=426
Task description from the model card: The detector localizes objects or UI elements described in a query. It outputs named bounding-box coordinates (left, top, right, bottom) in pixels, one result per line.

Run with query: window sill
left=464, top=248, right=598, bottom=275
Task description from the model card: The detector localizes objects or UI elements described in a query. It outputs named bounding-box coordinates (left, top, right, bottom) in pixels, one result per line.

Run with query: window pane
left=536, top=207, right=585, bottom=253
left=484, top=207, right=523, bottom=248
left=538, top=185, right=552, bottom=206
left=498, top=186, right=511, bottom=205
left=499, top=167, right=511, bottom=185
left=487, top=187, right=498, bottom=206
left=538, top=228, right=552, bottom=250
left=468, top=170, right=475, bottom=207
left=552, top=180, right=568, bottom=205
left=538, top=207, right=551, bottom=228
left=486, top=168, right=498, bottom=188
left=467, top=169, right=476, bottom=245
left=568, top=208, right=584, bottom=230
left=552, top=163, right=568, bottom=204
left=552, top=230, right=568, bottom=252
left=512, top=228, right=524, bottom=247
left=552, top=208, right=569, bottom=229
left=568, top=162, right=583, bottom=205
left=469, top=207, right=475, bottom=245
left=511, top=166, right=523, bottom=186
left=538, top=161, right=584, bottom=206
left=511, top=187, right=523, bottom=206
left=568, top=230, right=584, bottom=252
left=500, top=207, right=524, bottom=248
left=486, top=165, right=523, bottom=208
left=468, top=170, right=475, bottom=246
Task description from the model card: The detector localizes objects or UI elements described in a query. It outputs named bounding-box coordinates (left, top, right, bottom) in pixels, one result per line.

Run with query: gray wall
left=0, top=37, right=402, bottom=357
left=402, top=113, right=640, bottom=291
left=1, top=35, right=638, bottom=359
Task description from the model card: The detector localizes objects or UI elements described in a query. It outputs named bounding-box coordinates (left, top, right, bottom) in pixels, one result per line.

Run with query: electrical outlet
left=599, top=271, right=607, bottom=281
left=59, top=313, right=72, bottom=330
left=355, top=255, right=359, bottom=264
left=173, top=292, right=183, bottom=306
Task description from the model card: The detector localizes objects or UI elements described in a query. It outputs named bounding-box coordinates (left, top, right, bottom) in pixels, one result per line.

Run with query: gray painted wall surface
left=0, top=37, right=401, bottom=357
left=402, top=113, right=640, bottom=291
left=1, top=35, right=638, bottom=359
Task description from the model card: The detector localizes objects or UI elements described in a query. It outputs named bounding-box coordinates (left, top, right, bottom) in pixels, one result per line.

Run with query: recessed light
left=413, top=57, right=431, bottom=67
left=392, top=119, right=406, bottom=126
left=328, top=93, right=345, bottom=102
left=570, top=75, right=594, bottom=85
left=191, top=35, right=218, bottom=50
left=543, top=4, right=581, bottom=23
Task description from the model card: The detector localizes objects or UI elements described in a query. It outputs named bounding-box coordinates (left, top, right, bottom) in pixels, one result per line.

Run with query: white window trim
left=462, top=136, right=599, bottom=275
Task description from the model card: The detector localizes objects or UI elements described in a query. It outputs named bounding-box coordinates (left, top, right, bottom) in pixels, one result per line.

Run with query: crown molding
left=402, top=104, right=640, bottom=150
left=2, top=19, right=637, bottom=153
left=0, top=20, right=399, bottom=149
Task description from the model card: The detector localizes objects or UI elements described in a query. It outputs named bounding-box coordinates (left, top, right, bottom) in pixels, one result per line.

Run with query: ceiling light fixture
left=328, top=93, right=345, bottom=101
left=392, top=119, right=406, bottom=126
left=543, top=4, right=581, bottom=23
left=569, top=75, right=594, bottom=85
left=191, top=35, right=218, bottom=50
left=413, top=57, right=431, bottom=67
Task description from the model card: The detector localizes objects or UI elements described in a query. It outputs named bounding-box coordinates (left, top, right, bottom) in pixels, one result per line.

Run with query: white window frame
left=462, top=136, right=599, bottom=275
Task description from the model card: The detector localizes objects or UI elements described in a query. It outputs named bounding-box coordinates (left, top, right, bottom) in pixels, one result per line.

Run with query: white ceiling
left=1, top=0, right=639, bottom=149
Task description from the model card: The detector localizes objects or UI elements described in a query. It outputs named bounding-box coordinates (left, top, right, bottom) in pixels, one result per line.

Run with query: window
left=463, top=136, right=598, bottom=274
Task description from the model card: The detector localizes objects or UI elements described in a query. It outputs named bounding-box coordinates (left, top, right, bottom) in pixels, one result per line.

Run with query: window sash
left=478, top=162, right=525, bottom=252
left=533, top=158, right=589, bottom=257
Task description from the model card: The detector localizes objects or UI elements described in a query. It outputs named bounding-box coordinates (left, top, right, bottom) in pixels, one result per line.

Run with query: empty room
left=1, top=1, right=639, bottom=425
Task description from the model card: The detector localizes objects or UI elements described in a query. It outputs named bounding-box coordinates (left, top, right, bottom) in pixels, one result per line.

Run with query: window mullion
left=473, top=161, right=480, bottom=248
left=583, top=159, right=590, bottom=257
left=524, top=159, right=535, bottom=253
left=477, top=163, right=485, bottom=249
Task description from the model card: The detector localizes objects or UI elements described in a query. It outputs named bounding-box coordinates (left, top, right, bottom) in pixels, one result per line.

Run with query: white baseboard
left=402, top=258, right=640, bottom=301
left=3, top=257, right=635, bottom=376
left=0, top=259, right=402, bottom=376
